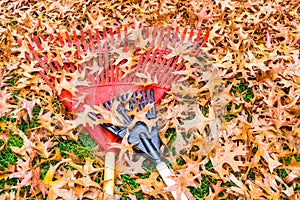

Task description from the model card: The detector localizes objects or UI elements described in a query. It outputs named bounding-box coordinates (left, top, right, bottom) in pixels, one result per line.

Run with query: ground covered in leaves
left=0, top=0, right=300, bottom=199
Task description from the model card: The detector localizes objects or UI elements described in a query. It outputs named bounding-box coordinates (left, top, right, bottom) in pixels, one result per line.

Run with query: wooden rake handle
left=156, top=162, right=188, bottom=200
left=104, top=152, right=115, bottom=196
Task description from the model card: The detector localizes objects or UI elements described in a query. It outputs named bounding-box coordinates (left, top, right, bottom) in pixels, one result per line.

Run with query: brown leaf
left=210, top=143, right=248, bottom=179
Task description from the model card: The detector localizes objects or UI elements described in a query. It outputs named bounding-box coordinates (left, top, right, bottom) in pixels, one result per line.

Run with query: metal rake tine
left=88, top=112, right=104, bottom=120
left=117, top=104, right=132, bottom=125
left=145, top=89, right=151, bottom=118
left=116, top=96, right=123, bottom=102
left=129, top=93, right=135, bottom=110
left=96, top=114, right=104, bottom=119
left=146, top=89, right=156, bottom=119
left=138, top=90, right=146, bottom=111
left=129, top=100, right=135, bottom=110
left=103, top=100, right=113, bottom=110
left=121, top=93, right=129, bottom=102
left=103, top=102, right=110, bottom=110
left=88, top=112, right=98, bottom=121
left=129, top=91, right=138, bottom=111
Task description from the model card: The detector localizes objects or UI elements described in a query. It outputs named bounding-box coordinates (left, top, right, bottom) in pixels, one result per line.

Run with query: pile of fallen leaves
left=1, top=0, right=300, bottom=199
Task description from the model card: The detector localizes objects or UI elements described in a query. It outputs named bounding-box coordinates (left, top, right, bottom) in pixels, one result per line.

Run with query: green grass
left=294, top=154, right=300, bottom=162
left=17, top=105, right=41, bottom=133
left=225, top=79, right=254, bottom=122
left=276, top=169, right=288, bottom=178
left=55, top=138, right=94, bottom=161
left=189, top=174, right=214, bottom=199
left=141, top=159, right=156, bottom=173
left=200, top=105, right=209, bottom=116
left=5, top=74, right=20, bottom=86
left=176, top=156, right=186, bottom=166
left=0, top=177, right=18, bottom=191
left=0, top=146, right=17, bottom=170
left=162, top=128, right=177, bottom=159
left=165, top=128, right=177, bottom=144
left=78, top=133, right=97, bottom=149
left=121, top=174, right=140, bottom=190
left=205, top=160, right=213, bottom=171
left=13, top=90, right=19, bottom=102
left=40, top=160, right=58, bottom=180
left=117, top=174, right=144, bottom=200
left=7, top=135, right=24, bottom=148
left=247, top=169, right=255, bottom=180
left=18, top=119, right=29, bottom=133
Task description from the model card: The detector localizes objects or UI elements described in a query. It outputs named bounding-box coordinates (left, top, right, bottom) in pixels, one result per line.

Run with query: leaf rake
left=20, top=26, right=210, bottom=199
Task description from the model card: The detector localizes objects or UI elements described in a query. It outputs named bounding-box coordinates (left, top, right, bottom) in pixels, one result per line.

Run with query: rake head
left=20, top=26, right=210, bottom=150
left=89, top=88, right=162, bottom=163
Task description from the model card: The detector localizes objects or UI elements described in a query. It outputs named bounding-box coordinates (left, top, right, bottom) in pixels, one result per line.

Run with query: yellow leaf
left=43, top=159, right=70, bottom=185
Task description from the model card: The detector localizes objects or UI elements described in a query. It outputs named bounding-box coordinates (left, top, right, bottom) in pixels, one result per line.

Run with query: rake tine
left=145, top=89, right=151, bottom=119
left=138, top=90, right=145, bottom=111
left=145, top=89, right=149, bottom=101
left=121, top=93, right=129, bottom=102
left=116, top=96, right=122, bottom=102
left=104, top=102, right=112, bottom=110
left=132, top=91, right=139, bottom=110
left=117, top=104, right=132, bottom=125
left=88, top=112, right=98, bottom=121
left=88, top=112, right=104, bottom=120
left=147, top=89, right=156, bottom=119
left=96, top=114, right=104, bottom=119
left=129, top=98, right=135, bottom=110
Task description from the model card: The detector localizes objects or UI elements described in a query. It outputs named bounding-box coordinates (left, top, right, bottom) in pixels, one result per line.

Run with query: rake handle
left=156, top=162, right=188, bottom=200
left=104, top=152, right=115, bottom=196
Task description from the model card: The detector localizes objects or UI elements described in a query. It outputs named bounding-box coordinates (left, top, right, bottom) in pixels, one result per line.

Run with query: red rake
left=19, top=26, right=209, bottom=151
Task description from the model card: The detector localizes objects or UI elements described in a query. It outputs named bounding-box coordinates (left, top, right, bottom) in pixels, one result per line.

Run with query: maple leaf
left=19, top=62, right=41, bottom=78
left=19, top=95, right=38, bottom=118
left=127, top=102, right=158, bottom=131
left=54, top=70, right=78, bottom=96
left=53, top=114, right=77, bottom=140
left=207, top=180, right=226, bottom=200
left=92, top=103, right=125, bottom=127
left=127, top=27, right=151, bottom=49
left=38, top=111, right=55, bottom=132
left=210, top=143, right=248, bottom=179
left=68, top=157, right=103, bottom=176
left=134, top=71, right=158, bottom=87
left=269, top=100, right=298, bottom=130
left=32, top=167, right=50, bottom=197
left=194, top=4, right=214, bottom=27
left=228, top=173, right=249, bottom=197
left=43, top=159, right=71, bottom=185
left=8, top=158, right=31, bottom=180
left=0, top=89, right=15, bottom=116
left=112, top=46, right=135, bottom=67
left=135, top=172, right=168, bottom=197
left=283, top=160, right=300, bottom=182
left=49, top=186, right=77, bottom=200
left=215, top=0, right=234, bottom=11
left=251, top=135, right=282, bottom=173
left=266, top=32, right=273, bottom=49
left=110, top=131, right=137, bottom=164
left=71, top=175, right=100, bottom=188
left=87, top=10, right=108, bottom=28
left=3, top=0, right=300, bottom=198
left=33, top=135, right=57, bottom=158
left=116, top=153, right=145, bottom=174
